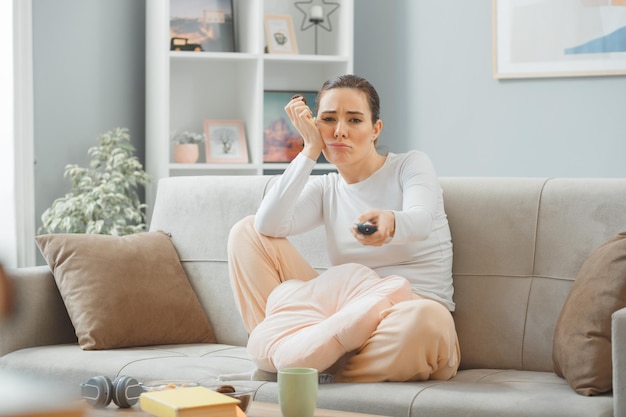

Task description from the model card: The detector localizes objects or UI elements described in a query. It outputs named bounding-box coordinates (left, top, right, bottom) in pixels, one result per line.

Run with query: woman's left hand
left=352, top=209, right=395, bottom=246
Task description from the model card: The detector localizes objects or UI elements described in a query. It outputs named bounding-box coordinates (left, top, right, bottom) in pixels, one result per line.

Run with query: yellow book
left=140, top=386, right=240, bottom=417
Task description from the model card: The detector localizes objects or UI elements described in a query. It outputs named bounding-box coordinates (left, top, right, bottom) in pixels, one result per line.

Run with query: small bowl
left=142, top=380, right=199, bottom=391
left=207, top=384, right=255, bottom=412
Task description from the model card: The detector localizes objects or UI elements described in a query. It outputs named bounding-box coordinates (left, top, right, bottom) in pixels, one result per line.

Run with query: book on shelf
left=140, top=386, right=240, bottom=417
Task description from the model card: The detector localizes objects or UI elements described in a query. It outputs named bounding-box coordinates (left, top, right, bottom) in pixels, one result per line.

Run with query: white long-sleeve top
left=255, top=150, right=455, bottom=311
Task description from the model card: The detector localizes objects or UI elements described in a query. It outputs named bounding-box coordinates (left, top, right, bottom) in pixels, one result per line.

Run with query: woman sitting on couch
left=227, top=74, right=460, bottom=382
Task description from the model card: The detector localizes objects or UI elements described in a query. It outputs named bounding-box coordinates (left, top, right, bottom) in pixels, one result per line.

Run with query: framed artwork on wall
left=263, top=91, right=328, bottom=163
left=264, top=14, right=298, bottom=54
left=493, top=0, right=626, bottom=79
left=169, top=0, right=236, bottom=53
left=204, top=120, right=248, bottom=163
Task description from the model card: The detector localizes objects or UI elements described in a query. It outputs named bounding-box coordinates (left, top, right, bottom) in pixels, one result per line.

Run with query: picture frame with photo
left=263, top=90, right=327, bottom=163
left=204, top=120, right=248, bottom=163
left=170, top=0, right=236, bottom=53
left=493, top=0, right=626, bottom=79
left=264, top=14, right=298, bottom=54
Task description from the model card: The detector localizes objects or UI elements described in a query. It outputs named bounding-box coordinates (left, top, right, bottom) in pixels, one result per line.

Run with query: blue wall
left=355, top=0, right=626, bottom=178
left=32, top=0, right=146, bottom=264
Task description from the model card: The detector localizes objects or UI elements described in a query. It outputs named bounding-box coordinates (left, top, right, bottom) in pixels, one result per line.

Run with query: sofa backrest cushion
left=149, top=176, right=332, bottom=347
left=150, top=176, right=626, bottom=373
left=150, top=176, right=264, bottom=346
left=442, top=177, right=626, bottom=372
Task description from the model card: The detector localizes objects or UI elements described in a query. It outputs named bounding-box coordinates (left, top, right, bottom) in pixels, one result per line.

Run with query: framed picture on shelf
left=204, top=120, right=248, bottom=163
left=264, top=14, right=298, bottom=54
left=263, top=91, right=327, bottom=163
left=169, top=0, right=235, bottom=53
left=493, top=0, right=626, bottom=78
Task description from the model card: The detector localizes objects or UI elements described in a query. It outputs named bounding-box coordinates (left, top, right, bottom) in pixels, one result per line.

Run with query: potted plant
left=172, top=131, right=204, bottom=163
left=39, top=127, right=151, bottom=235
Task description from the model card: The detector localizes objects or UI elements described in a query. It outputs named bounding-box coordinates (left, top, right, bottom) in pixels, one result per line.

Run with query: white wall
left=356, top=0, right=626, bottom=178
left=1, top=0, right=17, bottom=267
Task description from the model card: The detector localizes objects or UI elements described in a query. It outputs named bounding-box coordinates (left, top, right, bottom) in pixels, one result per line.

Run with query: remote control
left=357, top=222, right=378, bottom=235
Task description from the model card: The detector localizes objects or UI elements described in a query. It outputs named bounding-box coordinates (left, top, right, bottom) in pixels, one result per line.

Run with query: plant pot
left=173, top=143, right=199, bottom=163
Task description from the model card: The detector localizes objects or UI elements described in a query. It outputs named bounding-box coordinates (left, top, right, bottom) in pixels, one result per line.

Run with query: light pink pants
left=227, top=215, right=460, bottom=382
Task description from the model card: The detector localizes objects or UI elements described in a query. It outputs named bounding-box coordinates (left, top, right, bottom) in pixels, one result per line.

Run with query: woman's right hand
left=284, top=95, right=324, bottom=160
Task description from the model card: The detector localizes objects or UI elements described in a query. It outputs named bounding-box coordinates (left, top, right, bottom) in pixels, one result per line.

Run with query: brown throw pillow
left=552, top=231, right=626, bottom=396
left=36, top=231, right=216, bottom=350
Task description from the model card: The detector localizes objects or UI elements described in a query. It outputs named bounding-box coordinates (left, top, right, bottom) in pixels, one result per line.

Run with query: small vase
left=174, top=143, right=199, bottom=163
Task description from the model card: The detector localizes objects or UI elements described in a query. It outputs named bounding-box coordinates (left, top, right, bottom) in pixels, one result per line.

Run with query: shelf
left=170, top=163, right=262, bottom=170
left=262, top=54, right=351, bottom=63
left=146, top=0, right=353, bottom=214
left=170, top=51, right=259, bottom=62
left=262, top=162, right=337, bottom=170
left=169, top=52, right=349, bottom=63
left=169, top=162, right=336, bottom=172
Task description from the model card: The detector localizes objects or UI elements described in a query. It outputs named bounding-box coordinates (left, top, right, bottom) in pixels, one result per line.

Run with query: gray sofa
left=2, top=175, right=625, bottom=417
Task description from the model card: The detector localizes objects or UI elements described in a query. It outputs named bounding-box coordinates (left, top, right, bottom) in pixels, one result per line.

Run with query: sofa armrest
left=0, top=266, right=76, bottom=357
left=613, top=307, right=626, bottom=417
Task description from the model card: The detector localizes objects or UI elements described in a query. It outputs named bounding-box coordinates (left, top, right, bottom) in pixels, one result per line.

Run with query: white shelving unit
left=145, top=0, right=354, bottom=211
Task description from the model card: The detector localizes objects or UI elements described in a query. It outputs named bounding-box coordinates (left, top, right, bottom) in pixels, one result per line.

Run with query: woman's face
left=316, top=88, right=382, bottom=166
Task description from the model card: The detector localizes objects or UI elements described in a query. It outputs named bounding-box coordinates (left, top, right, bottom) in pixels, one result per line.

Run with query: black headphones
left=80, top=375, right=142, bottom=408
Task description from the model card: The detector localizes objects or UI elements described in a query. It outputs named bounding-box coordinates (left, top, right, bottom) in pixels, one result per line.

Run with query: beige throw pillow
left=552, top=231, right=626, bottom=396
left=36, top=231, right=216, bottom=350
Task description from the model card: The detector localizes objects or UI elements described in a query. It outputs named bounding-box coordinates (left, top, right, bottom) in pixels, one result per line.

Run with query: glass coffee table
left=88, top=401, right=391, bottom=417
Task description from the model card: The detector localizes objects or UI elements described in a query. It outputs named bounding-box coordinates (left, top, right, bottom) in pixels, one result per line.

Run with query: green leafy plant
left=39, top=128, right=151, bottom=235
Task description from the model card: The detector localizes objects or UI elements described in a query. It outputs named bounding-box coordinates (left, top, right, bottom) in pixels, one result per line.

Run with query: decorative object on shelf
left=170, top=0, right=235, bottom=53
left=204, top=119, right=248, bottom=163
left=39, top=128, right=151, bottom=235
left=170, top=37, right=203, bottom=51
left=493, top=0, right=626, bottom=79
left=264, top=90, right=323, bottom=163
left=294, top=0, right=340, bottom=54
left=173, top=143, right=200, bottom=163
left=172, top=131, right=203, bottom=163
left=264, top=14, right=299, bottom=54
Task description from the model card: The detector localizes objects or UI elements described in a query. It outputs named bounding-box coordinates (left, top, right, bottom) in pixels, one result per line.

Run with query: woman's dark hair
left=316, top=74, right=380, bottom=124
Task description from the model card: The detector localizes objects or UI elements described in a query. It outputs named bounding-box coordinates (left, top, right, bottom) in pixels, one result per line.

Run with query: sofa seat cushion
left=0, top=343, right=256, bottom=388
left=553, top=231, right=626, bottom=396
left=35, top=231, right=215, bottom=350
left=0, top=344, right=614, bottom=417
left=247, top=263, right=413, bottom=372
left=409, top=369, right=613, bottom=417
left=250, top=369, right=613, bottom=417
